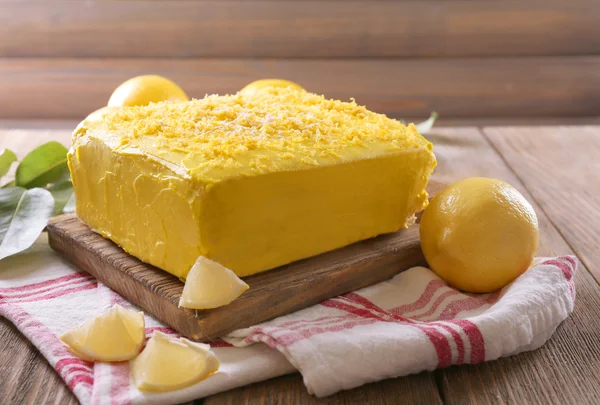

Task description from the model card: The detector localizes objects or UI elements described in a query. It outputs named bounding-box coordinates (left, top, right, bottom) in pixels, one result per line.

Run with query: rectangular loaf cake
left=68, top=87, right=436, bottom=279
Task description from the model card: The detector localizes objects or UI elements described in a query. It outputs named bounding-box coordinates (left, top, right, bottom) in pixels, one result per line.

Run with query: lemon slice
left=60, top=304, right=145, bottom=362
left=131, top=331, right=220, bottom=392
left=179, top=256, right=249, bottom=309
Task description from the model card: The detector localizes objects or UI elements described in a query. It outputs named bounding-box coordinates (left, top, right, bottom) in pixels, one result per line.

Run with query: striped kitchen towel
left=0, top=235, right=577, bottom=404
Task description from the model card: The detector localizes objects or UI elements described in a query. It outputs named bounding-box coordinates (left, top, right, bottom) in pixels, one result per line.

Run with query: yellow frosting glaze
left=69, top=87, right=436, bottom=279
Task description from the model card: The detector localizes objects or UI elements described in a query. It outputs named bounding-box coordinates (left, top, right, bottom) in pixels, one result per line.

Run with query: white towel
left=0, top=234, right=576, bottom=404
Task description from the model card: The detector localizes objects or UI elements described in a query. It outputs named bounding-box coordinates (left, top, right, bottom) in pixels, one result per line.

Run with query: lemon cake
left=68, top=87, right=436, bottom=279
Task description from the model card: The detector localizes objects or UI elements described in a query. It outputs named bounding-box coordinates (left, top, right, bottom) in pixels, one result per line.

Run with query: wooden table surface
left=1, top=121, right=599, bottom=405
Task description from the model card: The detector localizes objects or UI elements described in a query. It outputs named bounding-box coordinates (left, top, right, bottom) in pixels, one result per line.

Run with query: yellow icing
left=69, top=87, right=436, bottom=278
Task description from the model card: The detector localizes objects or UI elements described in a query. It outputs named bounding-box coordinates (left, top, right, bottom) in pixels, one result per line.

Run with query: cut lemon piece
left=60, top=304, right=145, bottom=362
left=179, top=256, right=249, bottom=309
left=131, top=331, right=220, bottom=392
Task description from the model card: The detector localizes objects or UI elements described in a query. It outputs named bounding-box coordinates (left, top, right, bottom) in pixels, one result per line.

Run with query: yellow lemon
left=108, top=75, right=188, bottom=107
left=420, top=177, right=539, bottom=293
left=60, top=304, right=145, bottom=362
left=240, top=79, right=304, bottom=96
left=179, top=256, right=249, bottom=309
left=131, top=331, right=220, bottom=392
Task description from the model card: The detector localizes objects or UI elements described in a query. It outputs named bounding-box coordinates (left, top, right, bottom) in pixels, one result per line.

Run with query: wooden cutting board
left=47, top=181, right=444, bottom=342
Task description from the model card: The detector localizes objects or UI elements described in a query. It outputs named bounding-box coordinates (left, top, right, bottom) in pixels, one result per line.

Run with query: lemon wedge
left=131, top=331, right=220, bottom=392
left=60, top=304, right=145, bottom=362
left=179, top=256, right=249, bottom=309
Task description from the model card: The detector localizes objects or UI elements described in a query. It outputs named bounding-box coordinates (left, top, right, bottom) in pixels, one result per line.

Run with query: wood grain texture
left=2, top=1, right=599, bottom=58
left=0, top=318, right=79, bottom=405
left=2, top=56, right=600, bottom=120
left=427, top=128, right=600, bottom=405
left=204, top=372, right=441, bottom=405
left=47, top=207, right=438, bottom=341
left=483, top=126, right=600, bottom=284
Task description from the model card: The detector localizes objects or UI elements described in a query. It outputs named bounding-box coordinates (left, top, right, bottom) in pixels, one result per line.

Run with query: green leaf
left=48, top=181, right=74, bottom=215
left=0, top=187, right=54, bottom=260
left=0, top=149, right=17, bottom=179
left=63, top=191, right=76, bottom=214
left=416, top=112, right=439, bottom=135
left=2, top=180, right=16, bottom=188
left=15, top=141, right=69, bottom=189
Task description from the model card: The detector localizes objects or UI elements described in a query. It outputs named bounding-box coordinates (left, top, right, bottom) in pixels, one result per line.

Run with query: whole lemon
left=108, top=75, right=188, bottom=107
left=420, top=177, right=539, bottom=293
left=240, top=79, right=304, bottom=96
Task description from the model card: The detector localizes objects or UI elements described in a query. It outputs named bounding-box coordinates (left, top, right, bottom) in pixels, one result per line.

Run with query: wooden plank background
left=0, top=0, right=599, bottom=119
left=2, top=1, right=599, bottom=58
left=2, top=57, right=600, bottom=120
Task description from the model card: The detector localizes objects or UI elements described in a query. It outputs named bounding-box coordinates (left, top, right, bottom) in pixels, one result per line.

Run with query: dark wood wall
left=1, top=0, right=599, bottom=120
